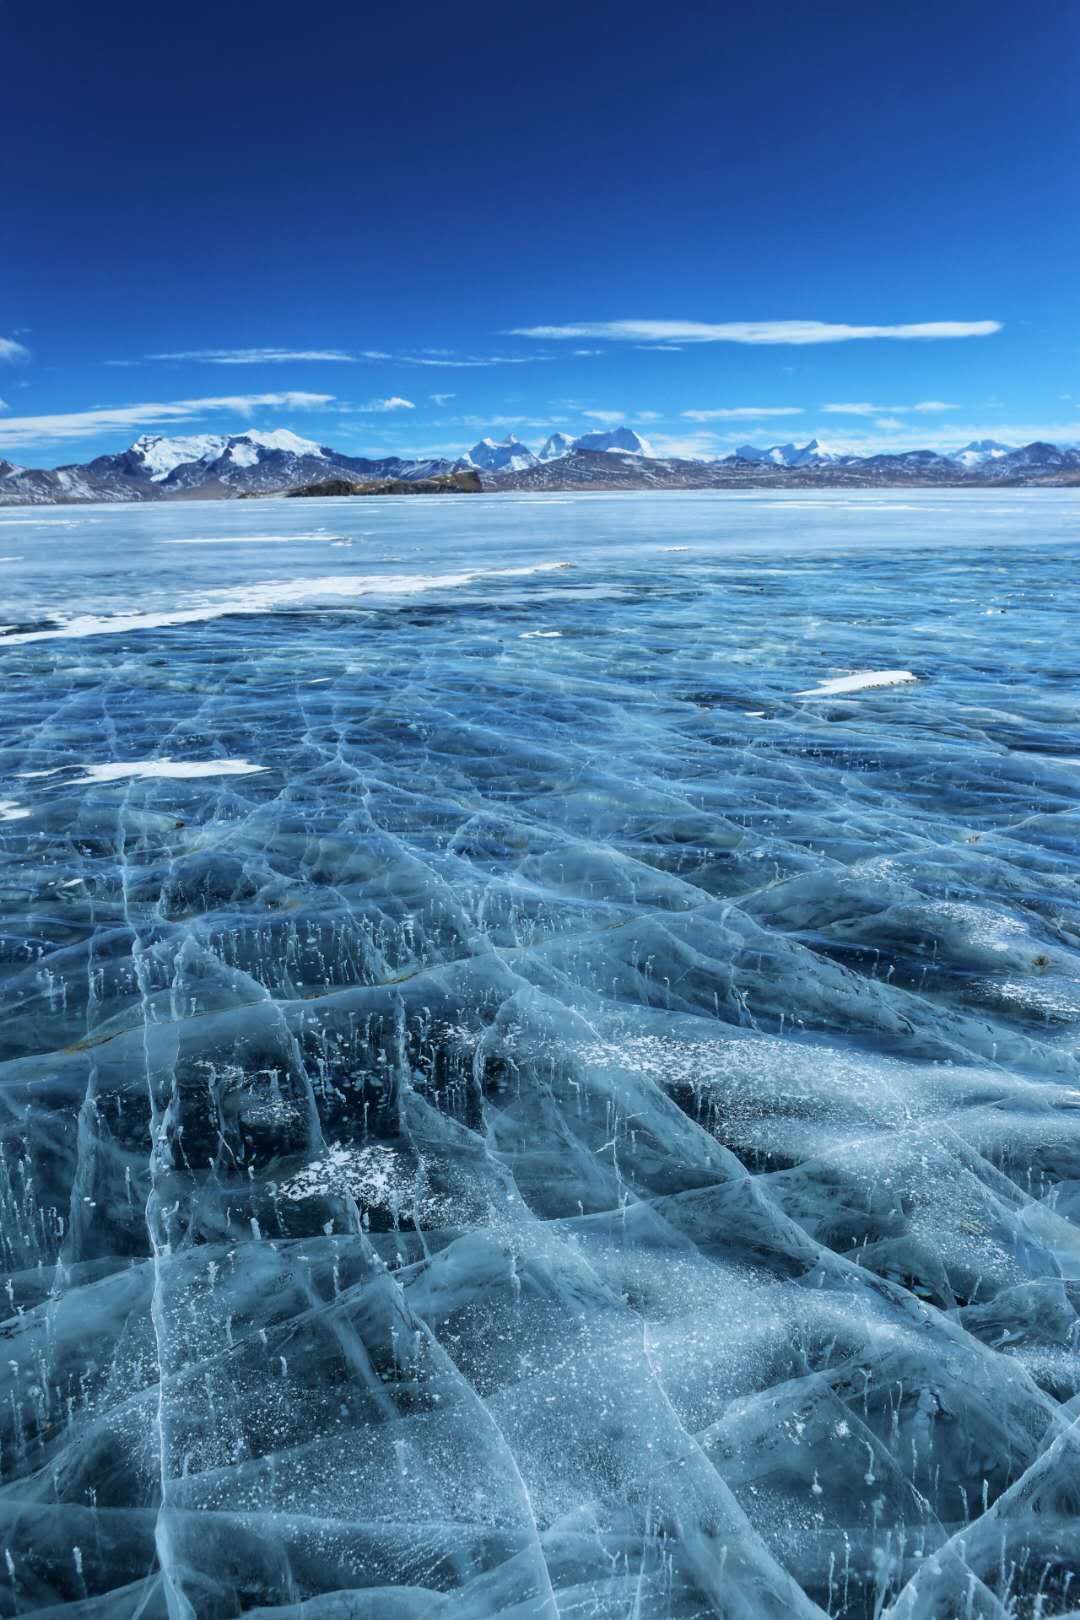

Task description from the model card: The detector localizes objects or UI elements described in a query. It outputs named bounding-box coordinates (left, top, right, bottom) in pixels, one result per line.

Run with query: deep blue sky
left=2, top=0, right=1077, bottom=464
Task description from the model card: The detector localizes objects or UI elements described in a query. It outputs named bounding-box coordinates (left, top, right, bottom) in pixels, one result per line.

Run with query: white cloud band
left=150, top=349, right=357, bottom=364
left=147, top=348, right=547, bottom=369
left=510, top=319, right=1003, bottom=345
left=822, top=400, right=960, bottom=415
left=682, top=406, right=804, bottom=421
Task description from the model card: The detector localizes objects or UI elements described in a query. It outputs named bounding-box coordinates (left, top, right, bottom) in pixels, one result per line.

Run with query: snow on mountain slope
left=463, top=435, right=539, bottom=472
left=131, top=429, right=326, bottom=480
left=240, top=429, right=325, bottom=457
left=538, top=432, right=576, bottom=462
left=131, top=434, right=231, bottom=481
left=736, top=438, right=840, bottom=467
left=789, top=438, right=841, bottom=465
left=572, top=427, right=654, bottom=456
left=224, top=429, right=325, bottom=466
left=735, top=442, right=797, bottom=465
left=951, top=440, right=1009, bottom=468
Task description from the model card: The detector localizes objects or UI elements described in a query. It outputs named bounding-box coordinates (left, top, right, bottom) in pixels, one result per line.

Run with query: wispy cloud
left=435, top=414, right=569, bottom=430
left=0, top=338, right=30, bottom=363
left=510, top=319, right=1003, bottom=345
left=581, top=410, right=625, bottom=423
left=399, top=353, right=547, bottom=368
left=682, top=406, right=804, bottom=421
left=0, top=392, right=334, bottom=451
left=822, top=400, right=960, bottom=416
left=146, top=347, right=546, bottom=369
left=150, top=348, right=359, bottom=364
left=358, top=396, right=415, bottom=413
left=429, top=392, right=455, bottom=405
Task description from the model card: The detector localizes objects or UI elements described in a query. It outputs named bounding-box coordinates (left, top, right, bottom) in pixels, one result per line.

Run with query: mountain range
left=1, top=428, right=1078, bottom=505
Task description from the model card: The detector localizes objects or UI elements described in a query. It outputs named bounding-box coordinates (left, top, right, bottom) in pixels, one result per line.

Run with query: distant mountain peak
left=538, top=432, right=576, bottom=462
left=125, top=427, right=327, bottom=483
left=130, top=433, right=231, bottom=481
left=735, top=438, right=840, bottom=467
left=463, top=434, right=538, bottom=472
left=572, top=426, right=654, bottom=457
left=951, top=438, right=1010, bottom=468
left=240, top=429, right=325, bottom=457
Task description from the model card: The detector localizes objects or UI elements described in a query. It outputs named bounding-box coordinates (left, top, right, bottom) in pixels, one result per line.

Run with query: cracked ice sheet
left=0, top=488, right=1079, bottom=1618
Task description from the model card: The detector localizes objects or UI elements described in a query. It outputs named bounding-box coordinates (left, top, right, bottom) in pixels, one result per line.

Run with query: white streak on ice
left=796, top=669, right=918, bottom=696
left=0, top=562, right=573, bottom=646
left=73, top=758, right=267, bottom=783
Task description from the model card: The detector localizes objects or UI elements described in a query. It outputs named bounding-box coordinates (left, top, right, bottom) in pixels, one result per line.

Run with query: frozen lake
left=2, top=489, right=1079, bottom=1618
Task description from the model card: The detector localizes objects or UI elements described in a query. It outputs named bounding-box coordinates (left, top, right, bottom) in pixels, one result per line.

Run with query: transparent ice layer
left=1, top=490, right=1079, bottom=1618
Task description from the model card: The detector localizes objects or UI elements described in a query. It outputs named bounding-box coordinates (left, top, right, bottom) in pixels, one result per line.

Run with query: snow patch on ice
left=796, top=669, right=918, bottom=697
left=74, top=758, right=267, bottom=784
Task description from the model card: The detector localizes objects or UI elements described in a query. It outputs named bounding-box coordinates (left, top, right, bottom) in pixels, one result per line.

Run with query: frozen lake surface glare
left=1, top=489, right=1079, bottom=1620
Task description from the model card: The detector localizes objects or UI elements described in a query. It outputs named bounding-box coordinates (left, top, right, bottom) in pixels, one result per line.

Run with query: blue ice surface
left=0, top=488, right=1079, bottom=1619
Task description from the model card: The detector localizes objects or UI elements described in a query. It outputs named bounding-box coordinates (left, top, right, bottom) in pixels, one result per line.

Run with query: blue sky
left=2, top=0, right=1077, bottom=465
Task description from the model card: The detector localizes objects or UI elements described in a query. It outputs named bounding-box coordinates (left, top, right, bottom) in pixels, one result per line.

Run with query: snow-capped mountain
left=950, top=439, right=1010, bottom=469
left=128, top=429, right=328, bottom=482
left=790, top=438, right=842, bottom=466
left=3, top=426, right=1080, bottom=506
left=130, top=434, right=231, bottom=481
left=0, top=431, right=460, bottom=505
left=572, top=427, right=654, bottom=456
left=735, top=438, right=840, bottom=467
left=538, top=432, right=576, bottom=462
left=238, top=428, right=326, bottom=457
left=461, top=435, right=539, bottom=473
left=0, top=461, right=143, bottom=505
left=217, top=429, right=327, bottom=469
left=535, top=427, right=653, bottom=461
left=982, top=441, right=1074, bottom=476
left=735, top=442, right=791, bottom=466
